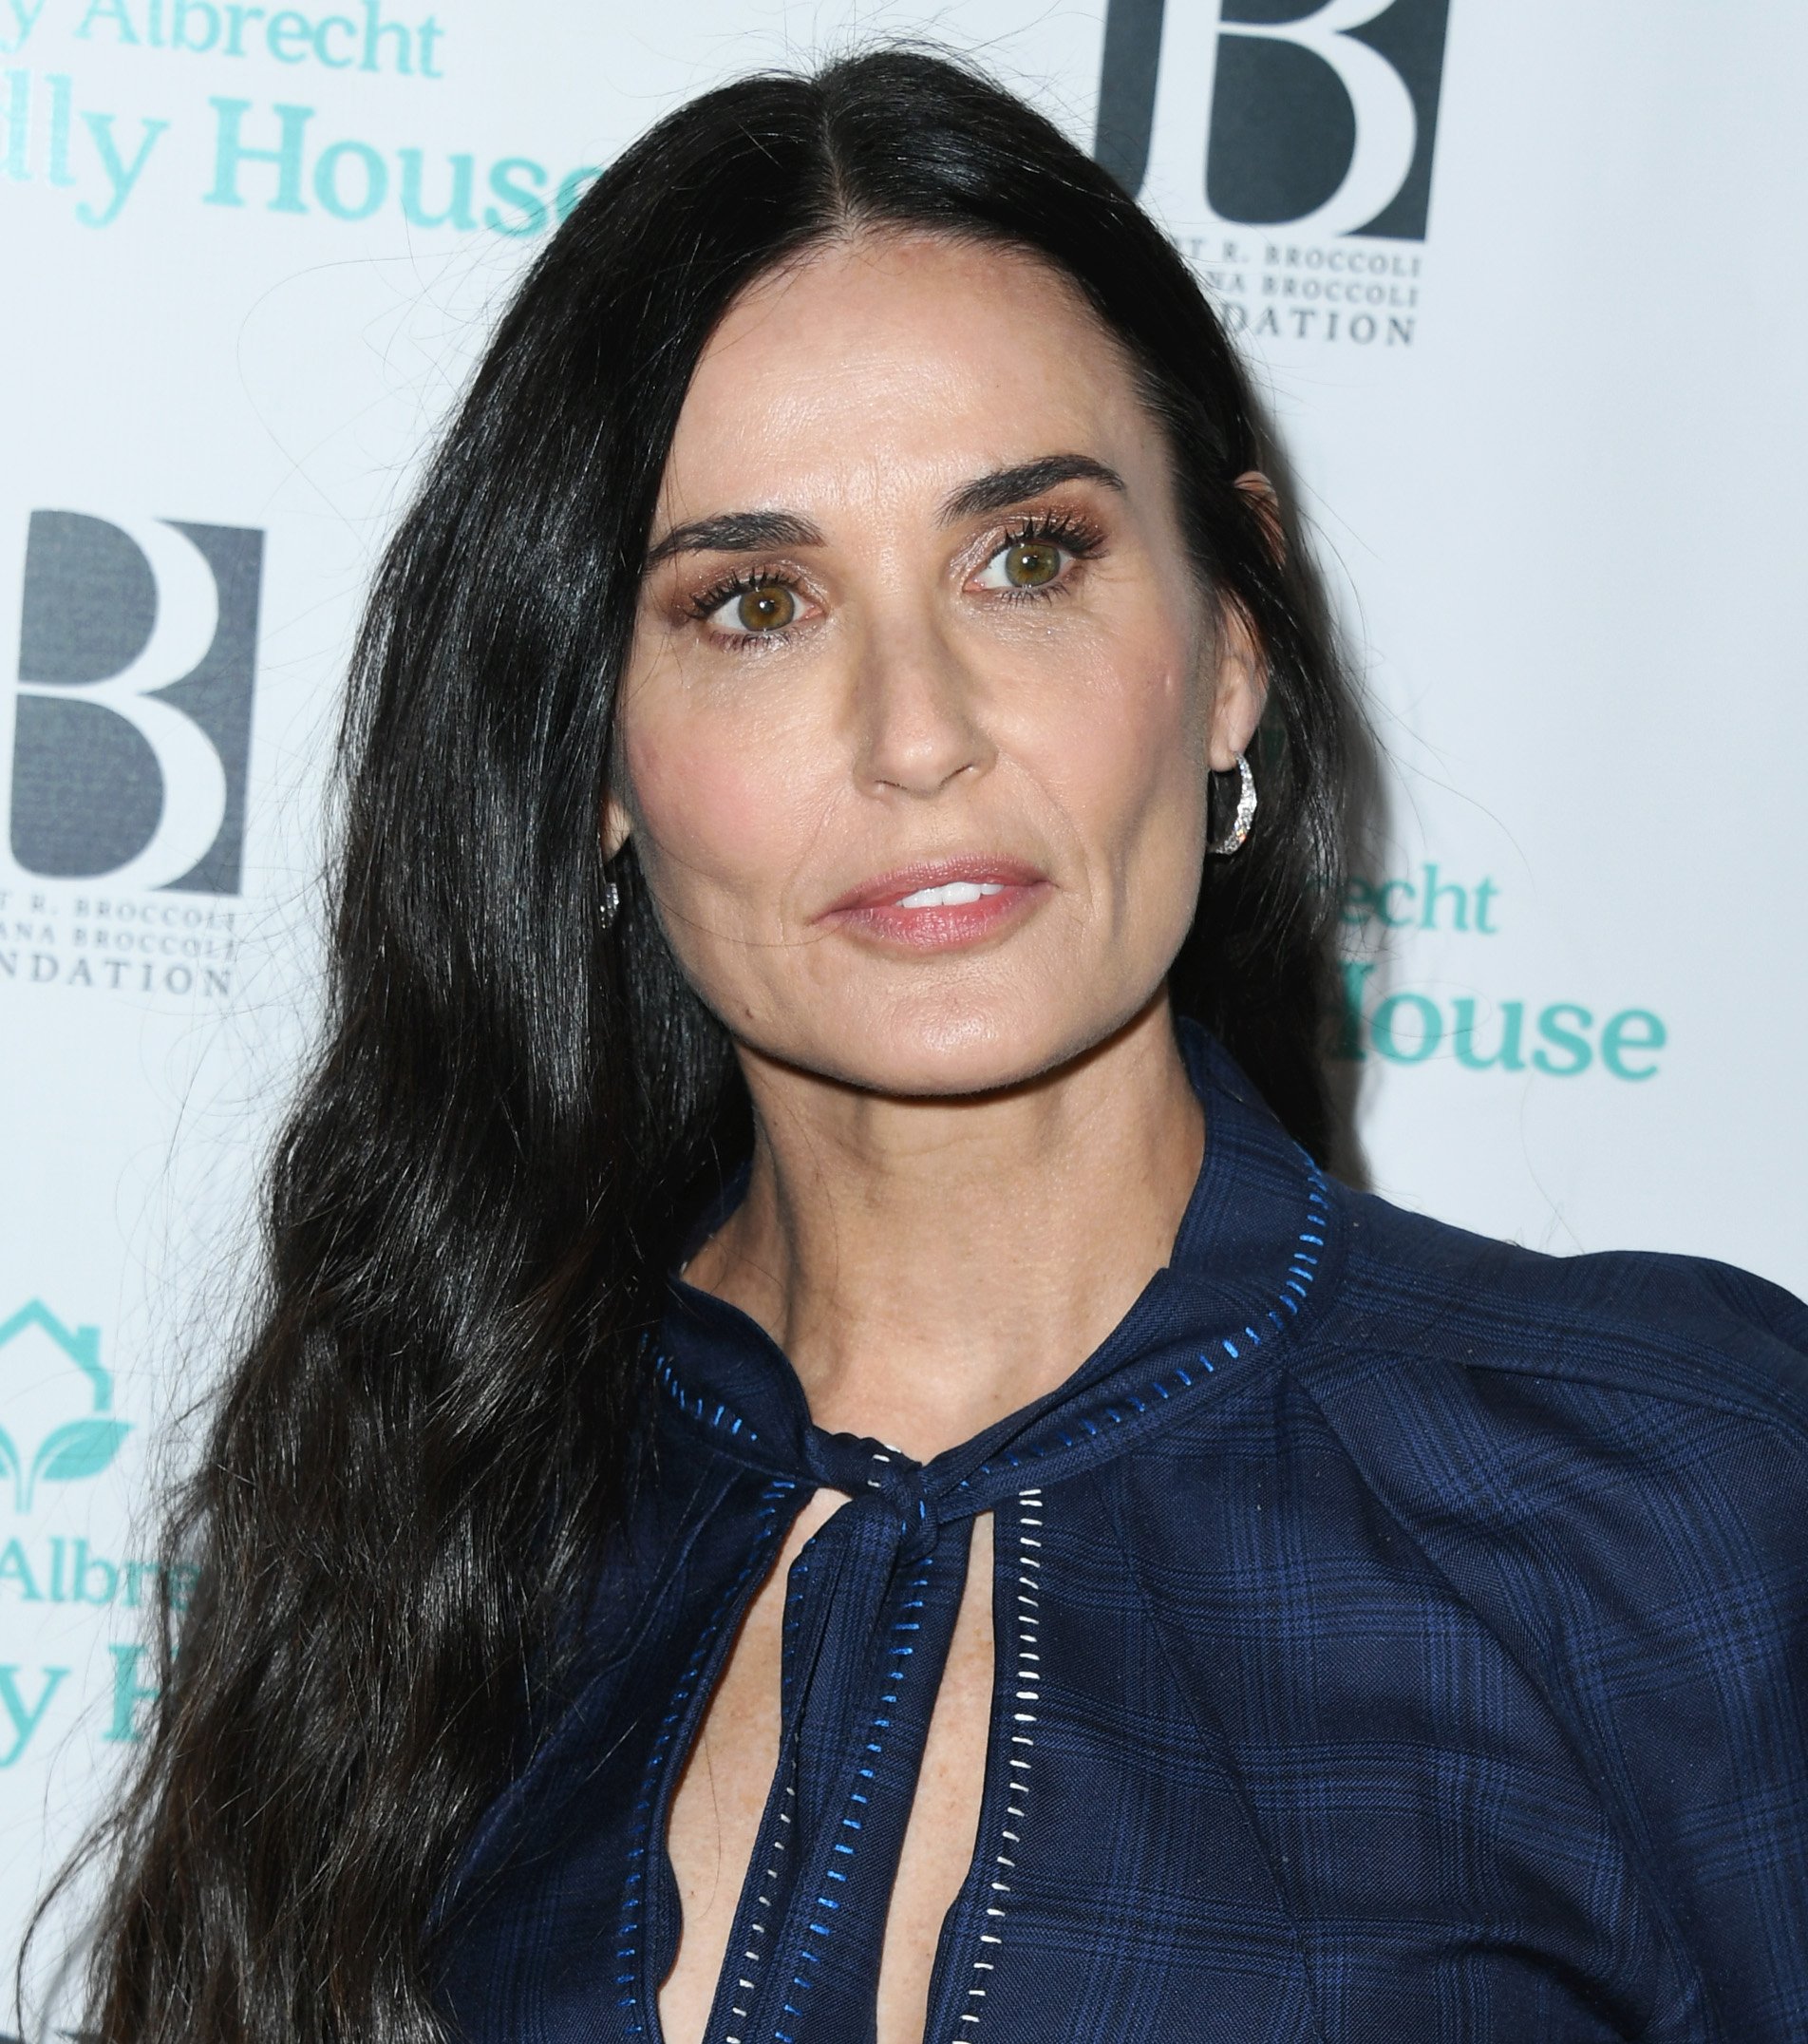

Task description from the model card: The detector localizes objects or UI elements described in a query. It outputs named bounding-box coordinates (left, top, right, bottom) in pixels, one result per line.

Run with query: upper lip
left=819, top=854, right=1048, bottom=917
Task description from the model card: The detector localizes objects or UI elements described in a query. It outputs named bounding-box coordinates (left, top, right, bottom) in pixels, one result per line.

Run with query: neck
left=682, top=996, right=1205, bottom=1464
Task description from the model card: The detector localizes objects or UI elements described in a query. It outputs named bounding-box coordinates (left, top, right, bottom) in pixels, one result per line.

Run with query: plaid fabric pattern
left=436, top=1028, right=1808, bottom=2043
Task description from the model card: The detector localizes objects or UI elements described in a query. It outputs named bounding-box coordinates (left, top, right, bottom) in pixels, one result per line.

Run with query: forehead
left=659, top=232, right=1158, bottom=516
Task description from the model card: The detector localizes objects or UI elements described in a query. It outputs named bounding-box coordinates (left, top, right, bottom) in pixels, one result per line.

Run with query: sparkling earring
left=1206, top=750, right=1257, bottom=857
left=599, top=873, right=621, bottom=929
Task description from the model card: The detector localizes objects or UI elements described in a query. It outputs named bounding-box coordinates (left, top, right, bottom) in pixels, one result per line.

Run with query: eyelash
left=684, top=564, right=800, bottom=631
left=681, top=509, right=1108, bottom=650
left=988, top=511, right=1107, bottom=592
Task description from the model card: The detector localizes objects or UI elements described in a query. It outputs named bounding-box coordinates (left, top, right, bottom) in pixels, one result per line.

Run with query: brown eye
left=734, top=583, right=796, bottom=632
left=976, top=536, right=1072, bottom=594
left=1002, top=539, right=1062, bottom=588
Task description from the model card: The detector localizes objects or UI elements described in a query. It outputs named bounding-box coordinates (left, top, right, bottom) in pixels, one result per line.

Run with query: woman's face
left=611, top=231, right=1265, bottom=1098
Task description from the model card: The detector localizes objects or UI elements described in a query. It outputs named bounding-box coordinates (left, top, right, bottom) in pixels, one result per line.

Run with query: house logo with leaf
left=0, top=1300, right=132, bottom=1513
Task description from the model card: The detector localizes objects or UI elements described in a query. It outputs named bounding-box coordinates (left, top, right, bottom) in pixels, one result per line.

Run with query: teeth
left=895, top=880, right=1007, bottom=909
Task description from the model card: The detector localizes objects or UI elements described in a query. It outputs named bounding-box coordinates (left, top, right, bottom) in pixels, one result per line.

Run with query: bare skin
left=610, top=229, right=1270, bottom=2043
left=661, top=1500, right=995, bottom=2044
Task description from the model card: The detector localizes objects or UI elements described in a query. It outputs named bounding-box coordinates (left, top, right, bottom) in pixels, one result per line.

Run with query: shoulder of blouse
left=1298, top=1176, right=1808, bottom=1447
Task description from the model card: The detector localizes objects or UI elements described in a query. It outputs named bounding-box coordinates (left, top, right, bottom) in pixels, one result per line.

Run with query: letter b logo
left=9, top=510, right=262, bottom=894
left=1096, top=0, right=1452, bottom=241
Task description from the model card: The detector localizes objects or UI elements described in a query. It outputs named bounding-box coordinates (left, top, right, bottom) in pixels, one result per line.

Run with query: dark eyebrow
left=937, top=454, right=1125, bottom=525
left=642, top=455, right=1123, bottom=571
left=643, top=509, right=825, bottom=571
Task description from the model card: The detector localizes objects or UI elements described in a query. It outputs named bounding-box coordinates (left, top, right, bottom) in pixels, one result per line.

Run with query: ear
left=1234, top=468, right=1285, bottom=564
left=601, top=788, right=632, bottom=862
left=1205, top=471, right=1281, bottom=773
left=1207, top=599, right=1268, bottom=774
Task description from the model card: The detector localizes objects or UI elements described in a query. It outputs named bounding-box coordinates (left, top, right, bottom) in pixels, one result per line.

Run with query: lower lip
left=824, top=881, right=1047, bottom=952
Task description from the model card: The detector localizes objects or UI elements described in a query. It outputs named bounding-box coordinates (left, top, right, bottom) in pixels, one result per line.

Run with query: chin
left=808, top=994, right=1108, bottom=1101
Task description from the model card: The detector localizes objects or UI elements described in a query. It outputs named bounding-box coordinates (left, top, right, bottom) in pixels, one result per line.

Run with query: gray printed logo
left=9, top=510, right=263, bottom=894
left=1096, top=0, right=1452, bottom=242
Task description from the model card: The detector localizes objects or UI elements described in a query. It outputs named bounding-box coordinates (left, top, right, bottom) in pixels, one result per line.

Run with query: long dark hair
left=71, top=44, right=1349, bottom=2044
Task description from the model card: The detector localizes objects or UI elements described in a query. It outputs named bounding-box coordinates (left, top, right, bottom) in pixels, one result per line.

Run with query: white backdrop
left=3, top=0, right=1804, bottom=2017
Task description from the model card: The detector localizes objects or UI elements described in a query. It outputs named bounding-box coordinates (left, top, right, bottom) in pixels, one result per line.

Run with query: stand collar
left=656, top=1022, right=1342, bottom=1540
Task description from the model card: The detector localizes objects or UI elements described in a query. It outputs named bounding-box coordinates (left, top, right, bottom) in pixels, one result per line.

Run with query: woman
left=78, top=46, right=1807, bottom=2044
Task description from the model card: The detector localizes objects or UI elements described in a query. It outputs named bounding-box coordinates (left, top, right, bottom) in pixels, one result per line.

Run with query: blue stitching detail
left=652, top=1349, right=760, bottom=1444
left=976, top=1154, right=1332, bottom=1467
left=611, top=1474, right=795, bottom=2035
left=767, top=1558, right=935, bottom=2040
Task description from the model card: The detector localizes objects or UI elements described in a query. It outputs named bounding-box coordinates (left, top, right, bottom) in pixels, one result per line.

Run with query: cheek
left=1029, top=620, right=1209, bottom=877
left=620, top=690, right=826, bottom=918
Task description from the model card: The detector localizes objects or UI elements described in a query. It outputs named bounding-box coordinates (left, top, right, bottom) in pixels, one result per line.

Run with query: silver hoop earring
left=599, top=874, right=621, bottom=929
left=1206, top=750, right=1257, bottom=857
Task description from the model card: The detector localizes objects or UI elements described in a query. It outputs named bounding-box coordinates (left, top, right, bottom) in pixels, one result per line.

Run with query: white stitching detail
left=949, top=1487, right=1041, bottom=2041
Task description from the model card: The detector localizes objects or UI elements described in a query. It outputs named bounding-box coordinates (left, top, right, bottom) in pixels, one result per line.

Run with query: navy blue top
left=436, top=1026, right=1808, bottom=2043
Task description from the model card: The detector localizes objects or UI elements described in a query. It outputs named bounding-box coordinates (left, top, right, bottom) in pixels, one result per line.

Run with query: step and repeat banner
left=2, top=0, right=1804, bottom=2015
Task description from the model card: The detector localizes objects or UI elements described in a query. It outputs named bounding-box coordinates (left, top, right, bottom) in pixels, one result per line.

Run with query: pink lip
left=819, top=855, right=1050, bottom=952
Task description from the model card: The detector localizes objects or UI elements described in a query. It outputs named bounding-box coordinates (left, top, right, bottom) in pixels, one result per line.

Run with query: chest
left=660, top=1500, right=995, bottom=2044
left=436, top=1468, right=1697, bottom=2044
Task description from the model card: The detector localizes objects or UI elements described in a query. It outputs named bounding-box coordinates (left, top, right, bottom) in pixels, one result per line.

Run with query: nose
left=851, top=615, right=997, bottom=800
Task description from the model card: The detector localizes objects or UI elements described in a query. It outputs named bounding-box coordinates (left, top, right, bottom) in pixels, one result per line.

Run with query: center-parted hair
left=71, top=47, right=1349, bottom=2044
